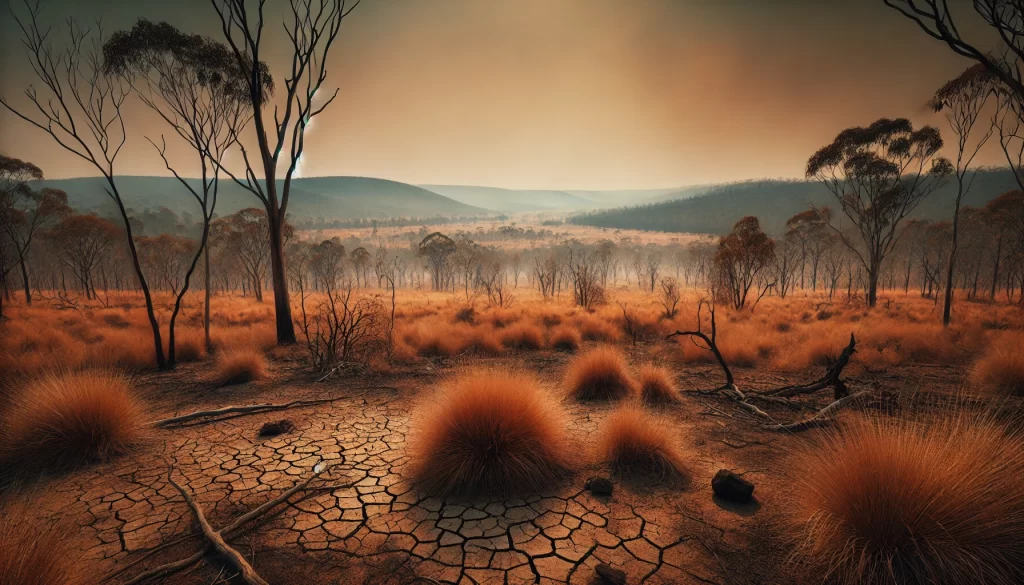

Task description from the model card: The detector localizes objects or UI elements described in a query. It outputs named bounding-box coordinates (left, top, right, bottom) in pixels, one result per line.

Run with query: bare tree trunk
left=18, top=253, right=31, bottom=305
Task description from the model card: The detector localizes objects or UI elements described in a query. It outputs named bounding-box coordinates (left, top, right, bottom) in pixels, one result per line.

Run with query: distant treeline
left=293, top=214, right=507, bottom=230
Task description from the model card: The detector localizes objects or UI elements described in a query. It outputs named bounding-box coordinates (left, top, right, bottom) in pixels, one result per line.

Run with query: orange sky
left=0, top=0, right=1005, bottom=190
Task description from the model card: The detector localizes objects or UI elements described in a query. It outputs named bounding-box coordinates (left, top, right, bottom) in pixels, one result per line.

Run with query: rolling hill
left=570, top=169, right=1021, bottom=236
left=421, top=185, right=678, bottom=212
left=421, top=185, right=595, bottom=212
left=32, top=176, right=488, bottom=223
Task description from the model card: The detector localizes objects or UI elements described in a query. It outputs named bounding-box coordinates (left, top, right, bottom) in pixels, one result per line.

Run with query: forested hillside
left=570, top=169, right=1021, bottom=235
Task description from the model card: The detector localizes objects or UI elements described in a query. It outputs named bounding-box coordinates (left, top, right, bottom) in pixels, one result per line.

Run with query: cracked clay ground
left=29, top=348, right=928, bottom=585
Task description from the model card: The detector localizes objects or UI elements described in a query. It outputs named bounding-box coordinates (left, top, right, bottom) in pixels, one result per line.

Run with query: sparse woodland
left=1, top=1, right=1024, bottom=585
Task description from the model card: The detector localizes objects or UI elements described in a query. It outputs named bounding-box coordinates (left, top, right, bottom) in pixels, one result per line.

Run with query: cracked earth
left=27, top=350, right=866, bottom=585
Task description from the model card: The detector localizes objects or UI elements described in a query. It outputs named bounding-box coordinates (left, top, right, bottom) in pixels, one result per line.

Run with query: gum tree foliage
left=0, top=155, right=70, bottom=308
left=103, top=18, right=257, bottom=358
left=712, top=216, right=775, bottom=310
left=806, top=118, right=953, bottom=307
left=418, top=232, right=457, bottom=291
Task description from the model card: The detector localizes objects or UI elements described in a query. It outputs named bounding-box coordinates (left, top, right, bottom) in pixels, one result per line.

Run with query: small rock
left=595, top=563, right=626, bottom=585
left=585, top=476, right=613, bottom=496
left=712, top=469, right=754, bottom=503
left=258, top=419, right=296, bottom=437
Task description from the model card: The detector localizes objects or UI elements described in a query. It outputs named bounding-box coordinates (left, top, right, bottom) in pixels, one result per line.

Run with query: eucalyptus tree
left=806, top=118, right=952, bottom=307
left=0, top=155, right=70, bottom=306
left=209, top=0, right=362, bottom=344
left=104, top=19, right=256, bottom=358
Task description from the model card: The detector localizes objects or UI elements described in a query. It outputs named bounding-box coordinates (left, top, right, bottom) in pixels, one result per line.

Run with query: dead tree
left=763, top=333, right=857, bottom=401
left=210, top=0, right=362, bottom=345
left=1, top=2, right=168, bottom=367
left=667, top=299, right=866, bottom=431
left=667, top=298, right=735, bottom=390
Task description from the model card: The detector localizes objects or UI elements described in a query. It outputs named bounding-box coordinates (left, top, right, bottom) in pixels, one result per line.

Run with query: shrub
left=565, top=346, right=635, bottom=401
left=789, top=415, right=1024, bottom=585
left=596, top=403, right=687, bottom=481
left=0, top=504, right=83, bottom=585
left=212, top=347, right=268, bottom=385
left=500, top=322, right=544, bottom=350
left=971, top=334, right=1024, bottom=396
left=0, top=370, right=146, bottom=473
left=454, top=306, right=476, bottom=324
left=409, top=369, right=571, bottom=497
left=549, top=325, right=582, bottom=352
left=638, top=364, right=678, bottom=405
left=465, top=326, right=504, bottom=356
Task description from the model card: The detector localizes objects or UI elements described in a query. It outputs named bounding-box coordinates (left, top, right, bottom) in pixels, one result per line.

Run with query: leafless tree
left=565, top=243, right=605, bottom=310
left=1, top=1, right=167, bottom=367
left=658, top=276, right=681, bottom=319
left=210, top=0, right=362, bottom=345
left=931, top=64, right=995, bottom=325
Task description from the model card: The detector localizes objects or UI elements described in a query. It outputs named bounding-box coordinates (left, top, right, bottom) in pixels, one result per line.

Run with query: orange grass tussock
left=212, top=347, right=268, bottom=385
left=499, top=322, right=544, bottom=350
left=789, top=414, right=1024, bottom=585
left=409, top=368, right=572, bottom=497
left=548, top=325, right=582, bottom=352
left=0, top=503, right=87, bottom=585
left=971, top=332, right=1024, bottom=396
left=565, top=345, right=635, bottom=401
left=0, top=370, right=147, bottom=475
left=638, top=364, right=679, bottom=405
left=596, top=403, right=688, bottom=482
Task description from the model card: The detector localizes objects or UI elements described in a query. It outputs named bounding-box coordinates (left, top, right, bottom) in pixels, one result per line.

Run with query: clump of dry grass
left=409, top=368, right=572, bottom=497
left=971, top=333, right=1024, bottom=396
left=789, top=414, right=1024, bottom=585
left=549, top=325, right=582, bottom=352
left=499, top=322, right=544, bottom=350
left=596, top=403, right=687, bottom=481
left=0, top=503, right=84, bottom=585
left=638, top=364, right=678, bottom=405
left=0, top=370, right=146, bottom=473
left=565, top=346, right=635, bottom=401
left=212, top=347, right=267, bottom=385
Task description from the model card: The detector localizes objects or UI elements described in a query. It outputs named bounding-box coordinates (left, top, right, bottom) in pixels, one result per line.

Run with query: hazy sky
left=0, top=0, right=1003, bottom=189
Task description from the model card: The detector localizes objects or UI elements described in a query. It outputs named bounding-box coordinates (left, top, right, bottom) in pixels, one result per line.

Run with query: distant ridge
left=570, top=169, right=1021, bottom=236
left=31, top=175, right=489, bottom=222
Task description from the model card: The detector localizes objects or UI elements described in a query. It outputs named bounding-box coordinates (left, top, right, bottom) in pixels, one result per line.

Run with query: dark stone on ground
left=259, top=419, right=296, bottom=437
left=712, top=469, right=754, bottom=503
left=585, top=476, right=614, bottom=496
left=595, top=563, right=627, bottom=585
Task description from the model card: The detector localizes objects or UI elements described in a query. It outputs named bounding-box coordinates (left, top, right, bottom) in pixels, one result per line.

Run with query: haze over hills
left=422, top=185, right=680, bottom=212
left=33, top=170, right=1016, bottom=238
left=570, top=168, right=1022, bottom=236
left=31, top=176, right=488, bottom=224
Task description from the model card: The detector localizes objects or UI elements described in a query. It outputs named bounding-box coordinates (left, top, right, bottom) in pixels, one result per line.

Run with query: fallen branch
left=666, top=298, right=734, bottom=389
left=168, top=469, right=269, bottom=585
left=763, top=391, right=870, bottom=432
left=152, top=399, right=343, bottom=427
left=121, top=461, right=343, bottom=585
left=765, top=333, right=857, bottom=400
